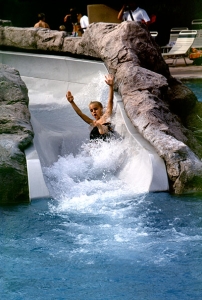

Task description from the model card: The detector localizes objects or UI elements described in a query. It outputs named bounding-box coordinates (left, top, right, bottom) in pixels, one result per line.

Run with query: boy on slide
left=66, top=74, right=114, bottom=140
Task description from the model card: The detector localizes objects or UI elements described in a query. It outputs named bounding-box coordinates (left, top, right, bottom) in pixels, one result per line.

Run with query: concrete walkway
left=166, top=57, right=202, bottom=79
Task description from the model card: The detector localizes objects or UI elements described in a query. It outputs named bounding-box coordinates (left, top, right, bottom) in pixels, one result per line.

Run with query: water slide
left=0, top=51, right=169, bottom=199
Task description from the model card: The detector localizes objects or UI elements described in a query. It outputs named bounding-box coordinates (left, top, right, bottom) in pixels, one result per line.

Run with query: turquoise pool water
left=182, top=79, right=202, bottom=102
left=1, top=136, right=202, bottom=300
left=1, top=192, right=202, bottom=300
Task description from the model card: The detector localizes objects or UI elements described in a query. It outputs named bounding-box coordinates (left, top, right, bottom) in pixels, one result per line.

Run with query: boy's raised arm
left=66, top=91, right=93, bottom=124
left=105, top=74, right=114, bottom=116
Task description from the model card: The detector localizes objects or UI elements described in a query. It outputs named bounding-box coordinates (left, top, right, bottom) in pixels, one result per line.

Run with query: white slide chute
left=0, top=51, right=169, bottom=199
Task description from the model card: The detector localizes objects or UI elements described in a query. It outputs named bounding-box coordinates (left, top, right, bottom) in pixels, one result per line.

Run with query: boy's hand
left=66, top=91, right=74, bottom=103
left=105, top=74, right=114, bottom=86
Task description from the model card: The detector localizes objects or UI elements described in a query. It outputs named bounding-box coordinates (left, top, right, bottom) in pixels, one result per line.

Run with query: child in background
left=34, top=13, right=50, bottom=29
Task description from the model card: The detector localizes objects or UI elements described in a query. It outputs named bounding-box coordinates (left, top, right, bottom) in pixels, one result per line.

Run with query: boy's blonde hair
left=89, top=101, right=103, bottom=108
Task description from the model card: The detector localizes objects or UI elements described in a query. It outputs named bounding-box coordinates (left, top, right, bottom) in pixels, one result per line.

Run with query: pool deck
left=167, top=57, right=202, bottom=79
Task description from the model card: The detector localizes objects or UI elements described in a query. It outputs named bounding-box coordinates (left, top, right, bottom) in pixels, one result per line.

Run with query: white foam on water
left=42, top=136, right=150, bottom=260
left=43, top=138, right=194, bottom=267
left=43, top=137, right=144, bottom=212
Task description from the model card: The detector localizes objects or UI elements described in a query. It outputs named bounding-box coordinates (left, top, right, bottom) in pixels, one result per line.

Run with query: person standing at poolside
left=77, top=10, right=89, bottom=33
left=118, top=1, right=150, bottom=25
left=64, top=7, right=78, bottom=34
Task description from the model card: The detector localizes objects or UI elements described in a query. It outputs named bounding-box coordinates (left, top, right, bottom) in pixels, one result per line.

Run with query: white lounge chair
left=190, top=29, right=202, bottom=49
left=191, top=19, right=202, bottom=30
left=161, top=27, right=189, bottom=53
left=169, top=27, right=189, bottom=45
left=162, top=30, right=197, bottom=65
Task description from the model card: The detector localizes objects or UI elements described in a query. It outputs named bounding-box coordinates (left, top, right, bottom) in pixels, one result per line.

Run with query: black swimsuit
left=90, top=123, right=114, bottom=141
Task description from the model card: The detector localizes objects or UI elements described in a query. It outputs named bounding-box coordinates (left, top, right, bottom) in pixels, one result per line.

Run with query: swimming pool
left=1, top=192, right=202, bottom=299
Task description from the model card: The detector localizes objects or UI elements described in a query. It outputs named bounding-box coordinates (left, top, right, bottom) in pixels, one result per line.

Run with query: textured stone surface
left=1, top=22, right=202, bottom=194
left=0, top=64, right=33, bottom=204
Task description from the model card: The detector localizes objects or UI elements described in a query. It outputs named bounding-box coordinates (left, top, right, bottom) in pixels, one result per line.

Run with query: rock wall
left=1, top=22, right=202, bottom=194
left=0, top=64, right=33, bottom=204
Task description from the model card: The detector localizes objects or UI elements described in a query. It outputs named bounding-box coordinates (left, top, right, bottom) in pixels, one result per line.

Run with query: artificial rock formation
left=1, top=22, right=202, bottom=194
left=0, top=64, right=33, bottom=204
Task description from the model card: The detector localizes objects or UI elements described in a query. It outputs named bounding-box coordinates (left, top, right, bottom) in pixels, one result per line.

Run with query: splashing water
left=42, top=71, right=148, bottom=215
left=43, top=137, right=142, bottom=211
left=73, top=71, right=111, bottom=110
